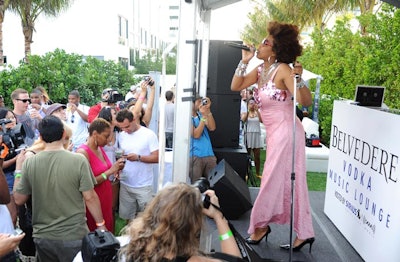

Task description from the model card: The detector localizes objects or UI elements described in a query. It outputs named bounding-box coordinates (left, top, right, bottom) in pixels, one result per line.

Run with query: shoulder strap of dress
left=270, top=63, right=282, bottom=81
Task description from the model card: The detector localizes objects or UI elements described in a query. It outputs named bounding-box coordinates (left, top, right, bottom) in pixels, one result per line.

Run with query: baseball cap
left=46, top=103, right=66, bottom=116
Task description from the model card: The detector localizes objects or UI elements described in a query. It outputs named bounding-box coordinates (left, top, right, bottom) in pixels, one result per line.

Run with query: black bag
left=81, top=229, right=120, bottom=262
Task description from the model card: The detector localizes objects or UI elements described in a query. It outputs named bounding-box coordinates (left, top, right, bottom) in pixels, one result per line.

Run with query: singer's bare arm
left=231, top=68, right=258, bottom=92
left=231, top=48, right=258, bottom=92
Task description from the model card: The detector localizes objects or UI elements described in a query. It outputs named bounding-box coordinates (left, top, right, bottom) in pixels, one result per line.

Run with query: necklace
left=260, top=62, right=278, bottom=87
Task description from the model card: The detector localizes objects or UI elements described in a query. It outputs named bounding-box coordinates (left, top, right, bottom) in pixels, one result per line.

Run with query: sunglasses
left=261, top=38, right=273, bottom=47
left=16, top=98, right=31, bottom=103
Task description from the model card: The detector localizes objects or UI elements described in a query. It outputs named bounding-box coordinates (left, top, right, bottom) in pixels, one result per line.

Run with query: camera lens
left=192, top=177, right=210, bottom=193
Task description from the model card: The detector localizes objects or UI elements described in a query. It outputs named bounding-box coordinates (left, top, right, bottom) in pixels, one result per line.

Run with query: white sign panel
left=324, top=101, right=400, bottom=262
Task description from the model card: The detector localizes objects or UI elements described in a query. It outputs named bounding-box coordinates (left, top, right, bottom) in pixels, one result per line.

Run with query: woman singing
left=231, top=21, right=315, bottom=252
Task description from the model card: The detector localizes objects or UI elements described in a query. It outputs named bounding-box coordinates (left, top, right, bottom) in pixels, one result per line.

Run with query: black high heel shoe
left=280, top=237, right=315, bottom=253
left=245, top=226, right=272, bottom=245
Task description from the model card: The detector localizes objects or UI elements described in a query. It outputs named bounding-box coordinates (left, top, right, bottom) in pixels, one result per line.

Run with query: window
left=119, top=57, right=128, bottom=69
left=118, top=15, right=128, bottom=45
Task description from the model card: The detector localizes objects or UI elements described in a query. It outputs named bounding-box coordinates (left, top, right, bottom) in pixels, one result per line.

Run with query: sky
left=210, top=0, right=252, bottom=40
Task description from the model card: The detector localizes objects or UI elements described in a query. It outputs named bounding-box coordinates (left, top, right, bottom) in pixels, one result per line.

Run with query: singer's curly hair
left=268, top=21, right=302, bottom=64
left=119, top=183, right=205, bottom=261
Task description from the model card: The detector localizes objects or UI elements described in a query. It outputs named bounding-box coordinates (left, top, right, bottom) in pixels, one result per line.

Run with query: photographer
left=88, top=88, right=123, bottom=123
left=119, top=182, right=241, bottom=261
left=128, top=76, right=156, bottom=127
left=190, top=95, right=216, bottom=183
left=0, top=108, right=21, bottom=226
left=1, top=138, right=25, bottom=261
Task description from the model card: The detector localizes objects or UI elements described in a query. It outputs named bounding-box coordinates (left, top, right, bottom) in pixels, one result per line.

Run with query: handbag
left=81, top=229, right=120, bottom=262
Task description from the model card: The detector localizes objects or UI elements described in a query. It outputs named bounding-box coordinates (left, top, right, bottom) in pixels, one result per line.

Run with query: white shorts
left=119, top=184, right=153, bottom=220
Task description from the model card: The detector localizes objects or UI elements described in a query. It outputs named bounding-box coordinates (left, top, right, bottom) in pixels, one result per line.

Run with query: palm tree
left=245, top=0, right=377, bottom=39
left=8, top=0, right=72, bottom=62
left=0, top=0, right=10, bottom=66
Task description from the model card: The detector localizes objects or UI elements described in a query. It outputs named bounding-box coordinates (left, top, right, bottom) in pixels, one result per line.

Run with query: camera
left=192, top=177, right=211, bottom=208
left=144, top=76, right=155, bottom=86
left=0, top=119, right=27, bottom=158
left=201, top=98, right=208, bottom=106
left=13, top=228, right=23, bottom=236
left=102, top=89, right=124, bottom=104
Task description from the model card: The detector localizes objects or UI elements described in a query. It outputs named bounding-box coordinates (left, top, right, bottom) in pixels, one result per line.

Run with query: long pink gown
left=249, top=63, right=314, bottom=240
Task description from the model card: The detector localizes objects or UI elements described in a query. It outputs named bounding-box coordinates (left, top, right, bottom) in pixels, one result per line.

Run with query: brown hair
left=88, top=118, right=111, bottom=136
left=119, top=183, right=204, bottom=261
left=268, top=21, right=302, bottom=64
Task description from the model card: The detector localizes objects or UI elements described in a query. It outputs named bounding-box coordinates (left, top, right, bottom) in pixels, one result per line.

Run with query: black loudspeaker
left=208, top=94, right=240, bottom=148
left=207, top=40, right=242, bottom=95
left=206, top=40, right=242, bottom=148
left=208, top=159, right=252, bottom=220
left=213, top=147, right=247, bottom=181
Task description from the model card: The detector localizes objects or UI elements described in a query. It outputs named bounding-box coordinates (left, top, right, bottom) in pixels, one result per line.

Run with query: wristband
left=296, top=79, right=306, bottom=89
left=96, top=219, right=105, bottom=227
left=101, top=173, right=107, bottom=180
left=219, top=230, right=233, bottom=241
left=137, top=155, right=141, bottom=162
left=14, top=173, right=22, bottom=179
left=201, top=118, right=206, bottom=122
left=15, top=170, right=22, bottom=174
left=139, top=96, right=145, bottom=101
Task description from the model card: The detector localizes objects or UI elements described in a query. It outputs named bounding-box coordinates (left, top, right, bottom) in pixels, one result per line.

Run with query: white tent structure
left=168, top=0, right=323, bottom=185
left=170, top=0, right=244, bottom=184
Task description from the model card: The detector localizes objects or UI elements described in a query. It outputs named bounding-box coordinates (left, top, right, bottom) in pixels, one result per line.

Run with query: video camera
left=101, top=89, right=124, bottom=104
left=0, top=119, right=27, bottom=157
left=192, top=177, right=211, bottom=209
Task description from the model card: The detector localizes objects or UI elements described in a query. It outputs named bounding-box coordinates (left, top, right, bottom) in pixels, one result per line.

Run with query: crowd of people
left=0, top=20, right=316, bottom=262
left=0, top=77, right=181, bottom=261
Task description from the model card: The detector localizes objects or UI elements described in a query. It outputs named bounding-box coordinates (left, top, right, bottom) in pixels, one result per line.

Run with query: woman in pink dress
left=77, top=118, right=125, bottom=233
left=231, top=21, right=315, bottom=251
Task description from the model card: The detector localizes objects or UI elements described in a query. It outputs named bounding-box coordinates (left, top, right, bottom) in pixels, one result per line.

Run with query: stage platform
left=204, top=188, right=363, bottom=262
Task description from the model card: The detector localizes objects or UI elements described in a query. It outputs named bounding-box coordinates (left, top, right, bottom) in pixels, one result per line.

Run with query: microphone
left=224, top=41, right=251, bottom=51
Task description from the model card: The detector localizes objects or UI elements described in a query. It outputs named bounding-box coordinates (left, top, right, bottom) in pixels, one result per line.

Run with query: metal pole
left=289, top=74, right=300, bottom=262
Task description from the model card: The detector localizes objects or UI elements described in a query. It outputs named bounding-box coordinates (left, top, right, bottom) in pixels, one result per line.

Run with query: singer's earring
left=268, top=56, right=277, bottom=64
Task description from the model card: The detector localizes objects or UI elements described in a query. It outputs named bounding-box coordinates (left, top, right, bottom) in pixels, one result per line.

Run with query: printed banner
left=324, top=101, right=400, bottom=262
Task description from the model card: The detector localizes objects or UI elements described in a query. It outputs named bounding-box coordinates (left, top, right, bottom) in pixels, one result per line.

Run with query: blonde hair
left=119, top=183, right=204, bottom=261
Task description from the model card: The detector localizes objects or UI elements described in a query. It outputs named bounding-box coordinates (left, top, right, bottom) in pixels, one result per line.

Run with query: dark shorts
left=5, top=171, right=14, bottom=194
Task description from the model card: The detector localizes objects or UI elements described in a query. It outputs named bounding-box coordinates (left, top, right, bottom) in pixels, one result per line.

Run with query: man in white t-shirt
left=66, top=90, right=89, bottom=151
left=116, top=109, right=159, bottom=221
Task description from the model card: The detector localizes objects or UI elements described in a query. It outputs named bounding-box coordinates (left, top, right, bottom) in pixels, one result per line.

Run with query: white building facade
left=2, top=0, right=180, bottom=68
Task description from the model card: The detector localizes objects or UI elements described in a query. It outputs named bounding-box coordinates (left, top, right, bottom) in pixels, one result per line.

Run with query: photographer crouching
left=118, top=182, right=242, bottom=261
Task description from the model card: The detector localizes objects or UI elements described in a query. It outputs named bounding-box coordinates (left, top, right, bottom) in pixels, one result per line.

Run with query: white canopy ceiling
left=201, top=0, right=241, bottom=10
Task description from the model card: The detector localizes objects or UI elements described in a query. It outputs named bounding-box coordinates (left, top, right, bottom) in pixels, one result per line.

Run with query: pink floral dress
left=248, top=63, right=314, bottom=240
